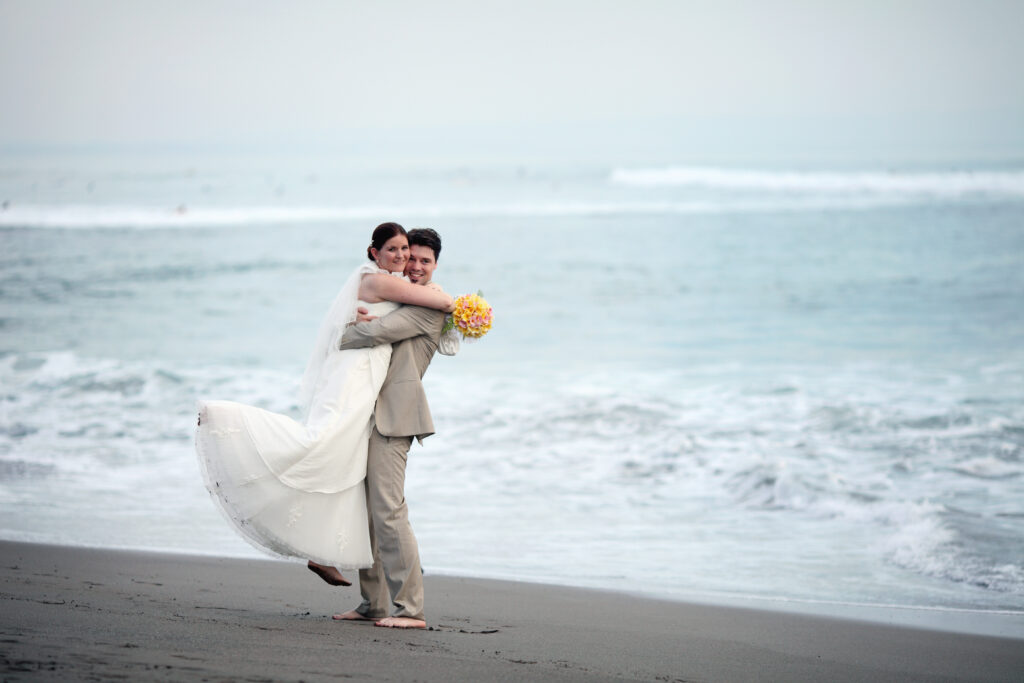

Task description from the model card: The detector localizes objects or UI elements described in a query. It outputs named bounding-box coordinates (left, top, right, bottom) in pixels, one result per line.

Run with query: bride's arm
left=360, top=274, right=454, bottom=311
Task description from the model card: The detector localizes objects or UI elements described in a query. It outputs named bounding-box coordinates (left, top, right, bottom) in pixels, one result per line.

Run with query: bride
left=195, top=222, right=454, bottom=583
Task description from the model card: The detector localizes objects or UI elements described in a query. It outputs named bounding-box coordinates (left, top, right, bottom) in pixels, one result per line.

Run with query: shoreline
left=2, top=540, right=1022, bottom=682
left=7, top=535, right=1023, bottom=640
left=419, top=564, right=1024, bottom=640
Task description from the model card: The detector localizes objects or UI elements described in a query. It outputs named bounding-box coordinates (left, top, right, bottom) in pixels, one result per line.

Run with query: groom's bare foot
left=332, top=609, right=373, bottom=621
left=375, top=616, right=426, bottom=629
left=307, top=560, right=352, bottom=587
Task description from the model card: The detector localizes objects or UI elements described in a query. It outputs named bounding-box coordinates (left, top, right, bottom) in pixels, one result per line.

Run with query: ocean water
left=1, top=151, right=1023, bottom=634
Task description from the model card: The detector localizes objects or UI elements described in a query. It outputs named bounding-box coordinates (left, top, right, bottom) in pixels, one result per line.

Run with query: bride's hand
left=426, top=282, right=455, bottom=312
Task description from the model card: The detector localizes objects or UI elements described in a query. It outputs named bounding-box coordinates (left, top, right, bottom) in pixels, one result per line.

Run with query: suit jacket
left=339, top=305, right=446, bottom=440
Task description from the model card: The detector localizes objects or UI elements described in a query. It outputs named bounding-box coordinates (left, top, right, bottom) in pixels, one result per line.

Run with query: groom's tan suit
left=339, top=305, right=446, bottom=621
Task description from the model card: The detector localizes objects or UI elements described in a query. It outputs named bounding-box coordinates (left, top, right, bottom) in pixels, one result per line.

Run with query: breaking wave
left=0, top=195, right=981, bottom=229
left=2, top=350, right=1023, bottom=615
left=610, top=166, right=1024, bottom=196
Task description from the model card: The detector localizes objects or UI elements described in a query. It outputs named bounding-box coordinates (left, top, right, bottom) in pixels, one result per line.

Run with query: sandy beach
left=0, top=541, right=1021, bottom=681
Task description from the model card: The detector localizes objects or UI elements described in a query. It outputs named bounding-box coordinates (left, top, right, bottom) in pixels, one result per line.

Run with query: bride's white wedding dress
left=196, top=263, right=399, bottom=568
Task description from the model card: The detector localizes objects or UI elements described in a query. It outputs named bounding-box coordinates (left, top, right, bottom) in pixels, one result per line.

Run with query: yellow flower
left=446, top=293, right=493, bottom=339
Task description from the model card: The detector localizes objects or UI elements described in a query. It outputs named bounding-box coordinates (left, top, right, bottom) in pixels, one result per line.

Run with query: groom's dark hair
left=408, top=228, right=442, bottom=261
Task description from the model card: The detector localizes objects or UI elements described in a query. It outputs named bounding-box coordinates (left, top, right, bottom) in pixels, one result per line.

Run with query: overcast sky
left=0, top=0, right=1021, bottom=153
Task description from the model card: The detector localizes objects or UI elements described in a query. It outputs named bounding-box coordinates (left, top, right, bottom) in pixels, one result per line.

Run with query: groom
left=331, top=227, right=449, bottom=629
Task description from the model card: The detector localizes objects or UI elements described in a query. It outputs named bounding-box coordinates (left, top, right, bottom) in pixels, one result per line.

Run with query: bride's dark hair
left=367, top=222, right=408, bottom=261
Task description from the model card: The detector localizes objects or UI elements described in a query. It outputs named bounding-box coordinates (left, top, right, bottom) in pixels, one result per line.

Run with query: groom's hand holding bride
left=353, top=306, right=377, bottom=324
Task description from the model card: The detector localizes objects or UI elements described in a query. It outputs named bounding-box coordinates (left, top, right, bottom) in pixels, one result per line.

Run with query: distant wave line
left=610, top=165, right=1024, bottom=195
left=0, top=195, right=980, bottom=228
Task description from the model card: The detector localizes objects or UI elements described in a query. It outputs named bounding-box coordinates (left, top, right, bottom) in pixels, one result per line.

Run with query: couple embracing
left=197, top=223, right=457, bottom=629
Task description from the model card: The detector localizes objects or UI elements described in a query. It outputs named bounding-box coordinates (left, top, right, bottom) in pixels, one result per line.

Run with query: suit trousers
left=355, top=428, right=425, bottom=621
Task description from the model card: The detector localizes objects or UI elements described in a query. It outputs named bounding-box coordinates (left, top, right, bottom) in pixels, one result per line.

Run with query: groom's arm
left=339, top=305, right=445, bottom=350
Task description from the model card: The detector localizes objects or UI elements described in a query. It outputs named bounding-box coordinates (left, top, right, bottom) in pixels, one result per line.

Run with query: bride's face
left=372, top=235, right=410, bottom=272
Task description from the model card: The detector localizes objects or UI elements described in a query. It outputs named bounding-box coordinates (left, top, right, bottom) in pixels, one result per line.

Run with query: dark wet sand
left=1, top=540, right=1021, bottom=682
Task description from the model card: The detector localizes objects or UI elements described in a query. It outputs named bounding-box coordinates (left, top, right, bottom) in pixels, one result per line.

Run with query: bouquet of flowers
left=442, top=291, right=493, bottom=340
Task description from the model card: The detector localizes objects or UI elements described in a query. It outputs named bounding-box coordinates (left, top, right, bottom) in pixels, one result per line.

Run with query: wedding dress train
left=196, top=264, right=399, bottom=569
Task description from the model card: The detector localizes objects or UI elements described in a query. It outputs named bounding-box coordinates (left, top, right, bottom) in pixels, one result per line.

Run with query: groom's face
left=405, top=245, right=437, bottom=285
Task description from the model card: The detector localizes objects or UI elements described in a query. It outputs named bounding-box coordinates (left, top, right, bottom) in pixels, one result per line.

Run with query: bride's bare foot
left=375, top=616, right=426, bottom=629
left=332, top=609, right=373, bottom=621
left=307, top=560, right=352, bottom=587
